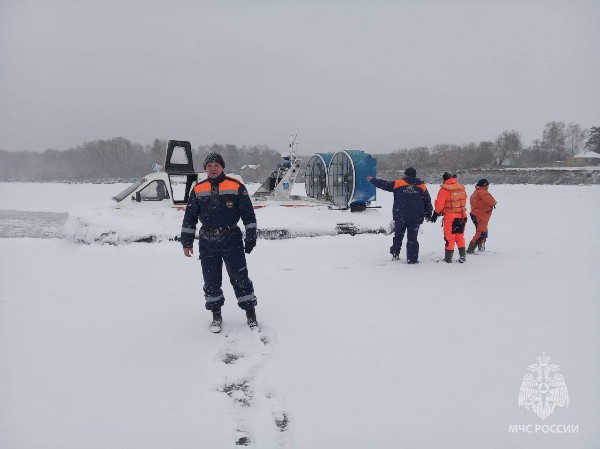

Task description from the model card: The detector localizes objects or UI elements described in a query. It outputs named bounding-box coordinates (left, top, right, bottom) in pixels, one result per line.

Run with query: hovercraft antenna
left=289, top=134, right=298, bottom=165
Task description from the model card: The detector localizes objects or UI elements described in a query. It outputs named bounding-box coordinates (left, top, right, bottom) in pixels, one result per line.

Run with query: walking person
left=367, top=167, right=433, bottom=264
left=467, top=179, right=497, bottom=254
left=181, top=152, right=259, bottom=333
left=430, top=172, right=468, bottom=263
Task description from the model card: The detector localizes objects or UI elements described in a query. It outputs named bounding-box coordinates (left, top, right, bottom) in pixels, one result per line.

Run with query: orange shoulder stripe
left=193, top=180, right=211, bottom=193
left=220, top=179, right=241, bottom=191
left=394, top=179, right=409, bottom=188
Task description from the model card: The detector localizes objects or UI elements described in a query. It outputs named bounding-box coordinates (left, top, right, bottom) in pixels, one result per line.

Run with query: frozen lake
left=1, top=181, right=599, bottom=449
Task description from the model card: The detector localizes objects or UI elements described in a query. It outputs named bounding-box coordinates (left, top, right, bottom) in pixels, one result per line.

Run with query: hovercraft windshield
left=113, top=178, right=146, bottom=202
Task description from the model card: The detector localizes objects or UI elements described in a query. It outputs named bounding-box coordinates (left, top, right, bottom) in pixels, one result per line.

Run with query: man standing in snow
left=467, top=178, right=497, bottom=254
left=181, top=153, right=259, bottom=333
left=430, top=172, right=468, bottom=263
left=367, top=167, right=433, bottom=264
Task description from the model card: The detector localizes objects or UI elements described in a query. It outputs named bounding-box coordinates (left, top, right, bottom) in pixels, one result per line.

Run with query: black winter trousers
left=392, top=221, right=420, bottom=262
left=198, top=228, right=257, bottom=311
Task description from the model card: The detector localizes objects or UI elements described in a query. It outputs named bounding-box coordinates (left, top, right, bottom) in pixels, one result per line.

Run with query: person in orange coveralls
left=467, top=178, right=497, bottom=254
left=430, top=172, right=468, bottom=263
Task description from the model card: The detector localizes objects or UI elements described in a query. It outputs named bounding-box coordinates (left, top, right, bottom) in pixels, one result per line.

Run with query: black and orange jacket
left=434, top=178, right=467, bottom=216
left=369, top=176, right=433, bottom=224
left=180, top=173, right=256, bottom=247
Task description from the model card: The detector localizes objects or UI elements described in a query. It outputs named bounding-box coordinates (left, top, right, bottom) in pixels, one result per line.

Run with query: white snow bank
left=64, top=201, right=186, bottom=244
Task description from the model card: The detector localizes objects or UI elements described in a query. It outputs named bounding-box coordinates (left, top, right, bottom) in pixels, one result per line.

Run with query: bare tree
left=584, top=126, right=600, bottom=153
left=432, top=143, right=462, bottom=170
left=564, top=123, right=587, bottom=157
left=493, top=130, right=522, bottom=166
left=147, top=138, right=168, bottom=165
left=540, top=121, right=567, bottom=162
left=461, top=141, right=495, bottom=168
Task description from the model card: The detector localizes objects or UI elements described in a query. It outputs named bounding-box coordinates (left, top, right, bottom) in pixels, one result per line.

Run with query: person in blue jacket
left=367, top=167, right=433, bottom=264
left=181, top=152, right=259, bottom=332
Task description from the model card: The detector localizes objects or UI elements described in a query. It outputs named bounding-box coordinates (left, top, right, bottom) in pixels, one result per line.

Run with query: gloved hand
left=430, top=212, right=439, bottom=223
left=244, top=240, right=256, bottom=254
left=425, top=213, right=433, bottom=222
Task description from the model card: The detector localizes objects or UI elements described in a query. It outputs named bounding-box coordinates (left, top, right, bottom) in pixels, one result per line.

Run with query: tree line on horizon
left=0, top=139, right=283, bottom=182
left=377, top=122, right=597, bottom=172
left=0, top=122, right=598, bottom=182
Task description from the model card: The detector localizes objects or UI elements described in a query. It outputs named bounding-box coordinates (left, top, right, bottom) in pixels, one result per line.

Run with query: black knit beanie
left=204, top=152, right=225, bottom=169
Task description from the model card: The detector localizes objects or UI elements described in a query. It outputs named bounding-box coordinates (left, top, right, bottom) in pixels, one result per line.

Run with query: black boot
left=210, top=309, right=222, bottom=333
left=458, top=247, right=466, bottom=263
left=478, top=239, right=486, bottom=252
left=444, top=250, right=454, bottom=263
left=246, top=307, right=259, bottom=329
left=466, top=242, right=477, bottom=254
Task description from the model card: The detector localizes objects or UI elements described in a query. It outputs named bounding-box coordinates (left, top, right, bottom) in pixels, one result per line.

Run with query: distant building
left=239, top=164, right=262, bottom=182
left=565, top=150, right=600, bottom=167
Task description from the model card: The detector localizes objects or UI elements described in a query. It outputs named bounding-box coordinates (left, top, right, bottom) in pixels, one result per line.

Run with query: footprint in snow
left=213, top=323, right=292, bottom=447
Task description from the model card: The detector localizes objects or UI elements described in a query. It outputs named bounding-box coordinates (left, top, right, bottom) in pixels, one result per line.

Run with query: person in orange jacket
left=467, top=178, right=497, bottom=253
left=430, top=172, right=468, bottom=263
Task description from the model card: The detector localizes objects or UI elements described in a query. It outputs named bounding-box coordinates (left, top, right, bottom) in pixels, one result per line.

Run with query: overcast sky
left=1, top=0, right=598, bottom=154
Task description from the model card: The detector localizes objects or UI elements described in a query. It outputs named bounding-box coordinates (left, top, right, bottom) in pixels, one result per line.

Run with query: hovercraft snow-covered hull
left=253, top=204, right=389, bottom=240
left=64, top=202, right=185, bottom=245
left=64, top=201, right=390, bottom=244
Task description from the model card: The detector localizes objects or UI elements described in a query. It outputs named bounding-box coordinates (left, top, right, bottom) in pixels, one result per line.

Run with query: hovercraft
left=64, top=138, right=390, bottom=244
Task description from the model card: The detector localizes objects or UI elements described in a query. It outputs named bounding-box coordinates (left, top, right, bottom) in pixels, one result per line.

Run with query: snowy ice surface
left=1, top=183, right=599, bottom=448
left=0, top=182, right=131, bottom=213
